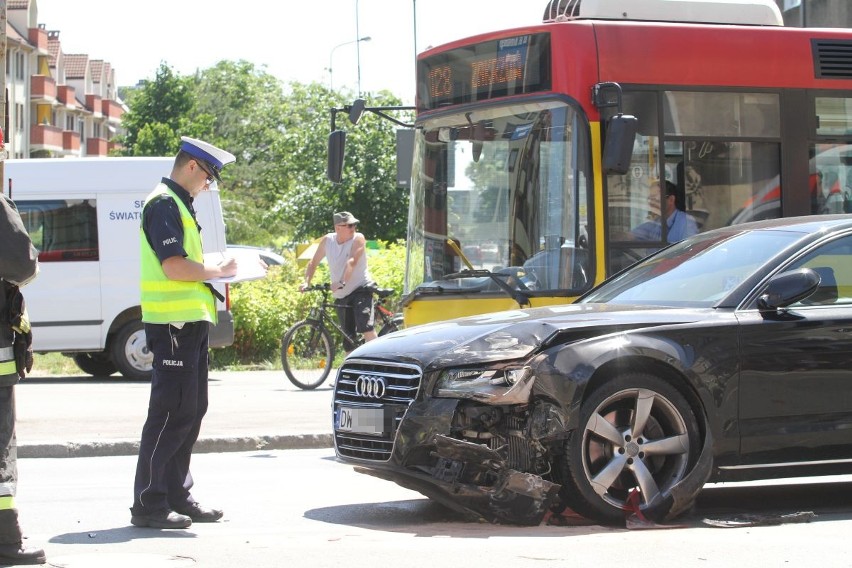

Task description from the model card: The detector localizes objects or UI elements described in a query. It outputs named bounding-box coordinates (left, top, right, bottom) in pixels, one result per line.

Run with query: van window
left=18, top=200, right=99, bottom=262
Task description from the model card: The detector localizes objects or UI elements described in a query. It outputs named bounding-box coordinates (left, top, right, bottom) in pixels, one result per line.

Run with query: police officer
left=0, top=191, right=45, bottom=564
left=130, top=137, right=237, bottom=529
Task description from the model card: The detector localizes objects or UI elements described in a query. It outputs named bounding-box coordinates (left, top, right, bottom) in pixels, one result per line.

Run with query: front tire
left=111, top=320, right=153, bottom=380
left=281, top=321, right=334, bottom=390
left=557, top=373, right=700, bottom=525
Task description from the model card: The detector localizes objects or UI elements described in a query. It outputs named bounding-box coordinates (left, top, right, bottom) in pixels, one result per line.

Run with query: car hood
left=349, top=303, right=712, bottom=370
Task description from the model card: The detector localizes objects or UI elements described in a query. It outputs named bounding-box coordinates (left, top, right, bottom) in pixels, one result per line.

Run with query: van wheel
left=111, top=320, right=153, bottom=380
left=72, top=352, right=118, bottom=377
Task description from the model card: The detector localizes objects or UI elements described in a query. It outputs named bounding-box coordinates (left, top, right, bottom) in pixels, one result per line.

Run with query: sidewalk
left=14, top=370, right=335, bottom=458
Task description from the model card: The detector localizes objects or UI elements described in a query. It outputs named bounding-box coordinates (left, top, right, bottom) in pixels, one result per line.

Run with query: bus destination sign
left=417, top=33, right=551, bottom=111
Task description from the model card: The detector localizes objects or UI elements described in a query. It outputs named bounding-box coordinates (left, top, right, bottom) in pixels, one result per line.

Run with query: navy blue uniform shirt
left=142, top=178, right=203, bottom=264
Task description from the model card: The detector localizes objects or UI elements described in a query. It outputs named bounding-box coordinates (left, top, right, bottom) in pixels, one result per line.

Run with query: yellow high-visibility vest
left=140, top=185, right=216, bottom=324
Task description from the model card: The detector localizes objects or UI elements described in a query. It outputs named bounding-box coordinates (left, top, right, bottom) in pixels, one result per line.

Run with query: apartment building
left=5, top=0, right=125, bottom=159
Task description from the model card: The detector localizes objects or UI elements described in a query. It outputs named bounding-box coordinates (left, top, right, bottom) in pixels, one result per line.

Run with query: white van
left=2, top=157, right=234, bottom=379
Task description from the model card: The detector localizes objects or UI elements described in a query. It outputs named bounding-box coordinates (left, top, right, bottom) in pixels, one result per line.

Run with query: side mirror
left=602, top=114, right=638, bottom=175
left=472, top=141, right=483, bottom=163
left=327, top=130, right=346, bottom=184
left=757, top=268, right=820, bottom=312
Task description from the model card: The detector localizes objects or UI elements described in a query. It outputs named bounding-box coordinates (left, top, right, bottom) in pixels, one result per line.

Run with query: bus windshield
left=405, top=99, right=592, bottom=298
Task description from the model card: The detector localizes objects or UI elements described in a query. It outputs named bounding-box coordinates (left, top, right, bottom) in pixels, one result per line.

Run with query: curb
left=19, top=433, right=334, bottom=459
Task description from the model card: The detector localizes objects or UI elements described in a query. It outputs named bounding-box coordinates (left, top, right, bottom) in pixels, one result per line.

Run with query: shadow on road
left=304, top=499, right=586, bottom=537
left=697, top=480, right=852, bottom=521
left=21, top=375, right=149, bottom=384
left=49, top=526, right=198, bottom=545
left=306, top=479, right=852, bottom=535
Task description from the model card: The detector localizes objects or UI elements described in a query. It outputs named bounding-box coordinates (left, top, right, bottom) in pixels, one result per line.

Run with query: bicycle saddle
left=375, top=288, right=394, bottom=298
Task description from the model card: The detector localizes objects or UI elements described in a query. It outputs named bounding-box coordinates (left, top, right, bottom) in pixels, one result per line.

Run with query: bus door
left=811, top=96, right=852, bottom=216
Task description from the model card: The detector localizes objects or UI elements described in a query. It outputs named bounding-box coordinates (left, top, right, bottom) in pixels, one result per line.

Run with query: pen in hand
left=217, top=256, right=238, bottom=278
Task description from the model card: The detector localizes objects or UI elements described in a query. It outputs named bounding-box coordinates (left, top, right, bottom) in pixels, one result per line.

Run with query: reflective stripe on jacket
left=140, top=185, right=216, bottom=324
left=0, top=346, right=15, bottom=383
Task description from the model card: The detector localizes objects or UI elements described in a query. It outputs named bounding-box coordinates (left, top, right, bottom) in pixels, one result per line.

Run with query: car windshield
left=582, top=229, right=803, bottom=307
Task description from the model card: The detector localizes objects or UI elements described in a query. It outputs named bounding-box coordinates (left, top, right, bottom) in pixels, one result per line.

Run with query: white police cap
left=179, top=136, right=236, bottom=181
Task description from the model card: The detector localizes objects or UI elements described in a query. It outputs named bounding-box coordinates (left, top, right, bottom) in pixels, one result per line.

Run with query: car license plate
left=337, top=406, right=388, bottom=434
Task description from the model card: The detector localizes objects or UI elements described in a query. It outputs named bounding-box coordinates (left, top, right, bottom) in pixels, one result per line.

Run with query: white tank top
left=325, top=232, right=371, bottom=298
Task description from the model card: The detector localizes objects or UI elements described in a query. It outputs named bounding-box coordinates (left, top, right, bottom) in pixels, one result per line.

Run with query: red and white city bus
left=339, top=0, right=852, bottom=326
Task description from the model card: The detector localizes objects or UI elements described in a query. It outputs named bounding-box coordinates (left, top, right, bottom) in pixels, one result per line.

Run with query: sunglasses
left=195, top=160, right=216, bottom=185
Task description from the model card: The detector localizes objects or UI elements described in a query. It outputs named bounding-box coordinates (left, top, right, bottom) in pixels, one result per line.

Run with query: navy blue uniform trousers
left=131, top=321, right=209, bottom=515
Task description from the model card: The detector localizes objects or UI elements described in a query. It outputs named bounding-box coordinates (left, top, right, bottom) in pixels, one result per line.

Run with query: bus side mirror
left=602, top=114, right=638, bottom=175
left=327, top=130, right=346, bottom=183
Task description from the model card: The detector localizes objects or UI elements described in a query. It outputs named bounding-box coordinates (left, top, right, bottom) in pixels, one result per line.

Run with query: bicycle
left=280, top=283, right=404, bottom=390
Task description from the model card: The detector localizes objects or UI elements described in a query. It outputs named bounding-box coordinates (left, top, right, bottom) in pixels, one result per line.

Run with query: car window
left=583, top=230, right=801, bottom=306
left=788, top=234, right=852, bottom=307
left=17, top=199, right=99, bottom=262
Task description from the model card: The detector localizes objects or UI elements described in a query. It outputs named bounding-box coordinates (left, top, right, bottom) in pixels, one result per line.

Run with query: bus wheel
left=111, top=320, right=153, bottom=380
left=72, top=352, right=118, bottom=377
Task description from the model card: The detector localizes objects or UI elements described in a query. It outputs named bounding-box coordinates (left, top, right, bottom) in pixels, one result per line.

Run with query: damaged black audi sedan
left=332, top=215, right=852, bottom=526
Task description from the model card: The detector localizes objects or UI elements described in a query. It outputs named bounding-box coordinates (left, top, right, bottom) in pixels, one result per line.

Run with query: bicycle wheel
left=281, top=321, right=334, bottom=390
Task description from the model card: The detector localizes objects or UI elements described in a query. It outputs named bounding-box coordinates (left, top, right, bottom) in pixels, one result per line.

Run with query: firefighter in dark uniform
left=130, top=137, right=237, bottom=529
left=0, top=191, right=45, bottom=564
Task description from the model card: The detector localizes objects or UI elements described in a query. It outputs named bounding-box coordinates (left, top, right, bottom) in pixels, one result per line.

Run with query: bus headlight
left=435, top=366, right=534, bottom=404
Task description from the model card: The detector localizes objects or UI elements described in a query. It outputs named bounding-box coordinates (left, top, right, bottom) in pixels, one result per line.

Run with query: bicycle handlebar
left=300, top=282, right=393, bottom=299
left=300, top=283, right=331, bottom=293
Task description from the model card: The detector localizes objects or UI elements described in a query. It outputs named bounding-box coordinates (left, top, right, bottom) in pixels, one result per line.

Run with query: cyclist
left=301, top=211, right=376, bottom=354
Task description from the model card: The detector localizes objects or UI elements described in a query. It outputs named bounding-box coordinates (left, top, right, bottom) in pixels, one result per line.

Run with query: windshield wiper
left=413, top=284, right=482, bottom=295
left=443, top=269, right=532, bottom=308
left=444, top=238, right=533, bottom=308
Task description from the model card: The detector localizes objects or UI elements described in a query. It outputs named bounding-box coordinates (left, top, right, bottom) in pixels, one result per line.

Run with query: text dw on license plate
left=337, top=406, right=388, bottom=434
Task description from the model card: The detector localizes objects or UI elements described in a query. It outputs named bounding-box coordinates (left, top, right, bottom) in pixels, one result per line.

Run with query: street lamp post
left=329, top=36, right=371, bottom=91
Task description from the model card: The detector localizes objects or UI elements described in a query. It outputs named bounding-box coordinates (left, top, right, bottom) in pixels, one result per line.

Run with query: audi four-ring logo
left=355, top=375, right=386, bottom=398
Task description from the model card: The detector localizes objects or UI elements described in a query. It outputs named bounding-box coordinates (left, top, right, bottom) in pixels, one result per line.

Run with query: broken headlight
left=435, top=366, right=534, bottom=403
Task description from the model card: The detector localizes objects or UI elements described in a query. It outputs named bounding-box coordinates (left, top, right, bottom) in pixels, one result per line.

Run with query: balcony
left=57, top=86, right=77, bottom=107
left=31, top=76, right=57, bottom=102
left=28, top=27, right=49, bottom=54
left=87, top=137, right=109, bottom=157
left=102, top=99, right=125, bottom=122
left=30, top=124, right=63, bottom=152
left=62, top=131, right=81, bottom=153
left=85, top=95, right=103, bottom=117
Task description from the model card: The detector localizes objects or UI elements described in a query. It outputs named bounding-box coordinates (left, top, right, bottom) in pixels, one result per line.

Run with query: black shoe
left=130, top=509, right=192, bottom=529
left=173, top=502, right=223, bottom=523
left=0, top=543, right=46, bottom=565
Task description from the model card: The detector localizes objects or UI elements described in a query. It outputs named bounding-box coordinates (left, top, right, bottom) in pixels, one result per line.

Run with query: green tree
left=193, top=60, right=292, bottom=245
left=118, top=63, right=204, bottom=156
left=119, top=61, right=410, bottom=246
left=279, top=86, right=412, bottom=242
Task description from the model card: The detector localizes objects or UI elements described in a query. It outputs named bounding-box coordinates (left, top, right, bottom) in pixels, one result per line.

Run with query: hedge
left=211, top=240, right=406, bottom=367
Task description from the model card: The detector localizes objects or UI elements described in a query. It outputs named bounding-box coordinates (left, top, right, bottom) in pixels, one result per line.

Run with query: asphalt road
left=15, top=370, right=334, bottom=458
left=14, top=371, right=852, bottom=567
left=17, top=449, right=852, bottom=568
